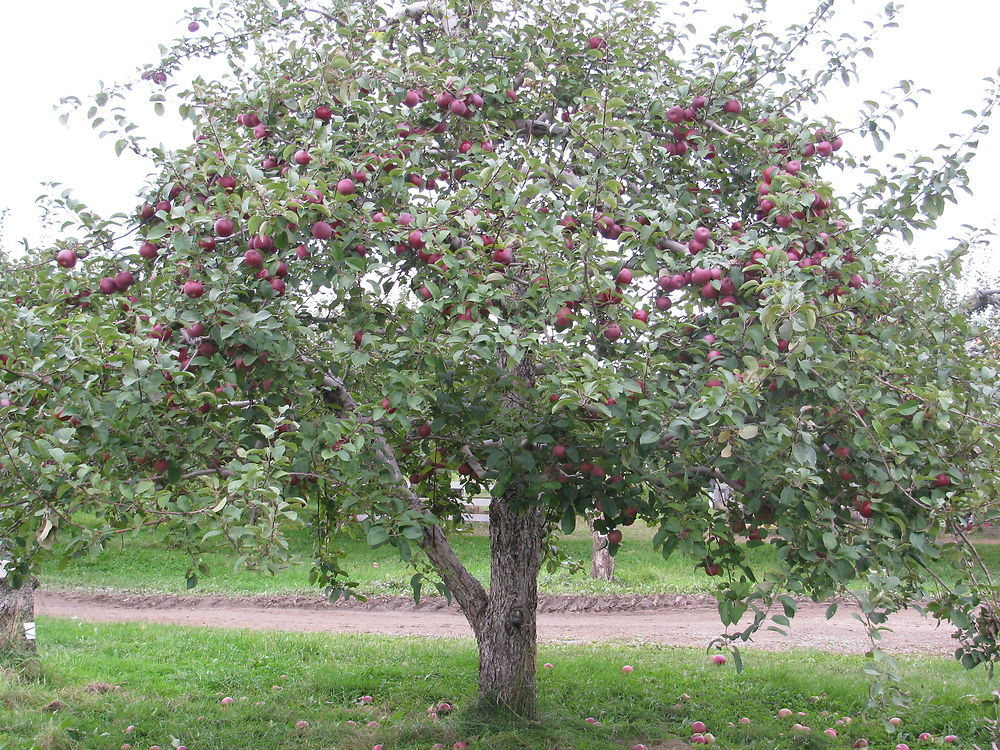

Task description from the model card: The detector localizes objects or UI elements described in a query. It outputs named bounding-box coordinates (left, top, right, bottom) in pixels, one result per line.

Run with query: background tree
left=1, top=0, right=999, bottom=716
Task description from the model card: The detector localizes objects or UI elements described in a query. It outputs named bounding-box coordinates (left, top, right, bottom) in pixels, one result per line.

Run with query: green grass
left=0, top=618, right=993, bottom=749
left=38, top=519, right=1000, bottom=599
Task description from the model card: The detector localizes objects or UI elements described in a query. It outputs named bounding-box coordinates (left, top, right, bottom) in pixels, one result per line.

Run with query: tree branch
left=967, top=288, right=1000, bottom=313
left=318, top=371, right=488, bottom=620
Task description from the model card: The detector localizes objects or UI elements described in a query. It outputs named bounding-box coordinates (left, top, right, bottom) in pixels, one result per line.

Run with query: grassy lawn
left=37, top=519, right=1000, bottom=599
left=0, top=618, right=992, bottom=750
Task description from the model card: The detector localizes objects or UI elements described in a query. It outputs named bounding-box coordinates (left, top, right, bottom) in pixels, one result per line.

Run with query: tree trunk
left=470, top=492, right=546, bottom=717
left=0, top=540, right=37, bottom=657
left=590, top=519, right=615, bottom=581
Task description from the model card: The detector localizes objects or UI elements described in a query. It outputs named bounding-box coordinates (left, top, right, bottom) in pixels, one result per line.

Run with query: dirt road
left=34, top=590, right=961, bottom=655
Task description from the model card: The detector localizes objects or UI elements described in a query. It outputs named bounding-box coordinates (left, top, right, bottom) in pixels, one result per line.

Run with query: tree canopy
left=1, top=0, right=999, bottom=714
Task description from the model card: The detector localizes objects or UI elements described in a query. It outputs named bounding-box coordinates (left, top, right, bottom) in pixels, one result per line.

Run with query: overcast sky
left=1, top=0, right=998, bottom=274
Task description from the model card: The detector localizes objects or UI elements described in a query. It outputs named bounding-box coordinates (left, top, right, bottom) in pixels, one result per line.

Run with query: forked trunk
left=590, top=519, right=616, bottom=581
left=471, top=492, right=546, bottom=717
left=0, top=540, right=37, bottom=657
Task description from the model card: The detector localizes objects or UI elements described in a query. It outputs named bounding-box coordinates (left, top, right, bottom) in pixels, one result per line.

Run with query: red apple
left=56, top=249, right=78, bottom=268
left=243, top=249, right=264, bottom=268
left=312, top=221, right=334, bottom=239
left=336, top=178, right=356, bottom=195
left=214, top=217, right=235, bottom=237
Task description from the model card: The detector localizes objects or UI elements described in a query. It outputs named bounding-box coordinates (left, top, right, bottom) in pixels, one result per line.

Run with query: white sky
left=0, top=0, right=997, bottom=275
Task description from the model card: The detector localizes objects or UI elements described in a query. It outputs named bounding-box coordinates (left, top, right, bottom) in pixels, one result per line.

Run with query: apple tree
left=2, top=0, right=1000, bottom=715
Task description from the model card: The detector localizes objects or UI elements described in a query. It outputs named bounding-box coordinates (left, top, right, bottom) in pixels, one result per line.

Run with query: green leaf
left=560, top=509, right=576, bottom=536
left=367, top=526, right=390, bottom=547
left=639, top=429, right=659, bottom=444
left=737, top=425, right=758, bottom=439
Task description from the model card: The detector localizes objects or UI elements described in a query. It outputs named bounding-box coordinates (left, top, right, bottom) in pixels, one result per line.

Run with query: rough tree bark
left=0, top=539, right=37, bottom=657
left=470, top=493, right=546, bottom=716
left=589, top=518, right=615, bottom=581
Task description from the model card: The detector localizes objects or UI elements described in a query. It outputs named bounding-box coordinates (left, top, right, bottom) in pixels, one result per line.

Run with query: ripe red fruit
left=187, top=20, right=200, bottom=32
left=336, top=178, right=356, bottom=195
left=253, top=123, right=269, bottom=139
left=607, top=529, right=623, bottom=544
left=449, top=99, right=469, bottom=117
left=588, top=36, right=608, bottom=50
left=603, top=323, right=622, bottom=341
left=705, top=561, right=721, bottom=576
left=185, top=322, right=206, bottom=338
left=56, top=249, right=78, bottom=268
left=458, top=141, right=473, bottom=154
left=723, top=99, right=743, bottom=114
left=932, top=473, right=951, bottom=488
left=492, top=247, right=513, bottom=265
left=554, top=307, right=573, bottom=329
left=314, top=105, right=332, bottom=122
left=417, top=423, right=432, bottom=438
left=632, top=309, right=648, bottom=323
left=139, top=242, right=159, bottom=259
left=707, top=349, right=723, bottom=362
left=408, top=230, right=425, bottom=250
left=115, top=271, right=135, bottom=290
left=404, top=90, right=421, bottom=107
left=98, top=277, right=118, bottom=295
left=243, top=249, right=264, bottom=268
left=214, top=217, right=235, bottom=237
left=270, top=277, right=286, bottom=295
left=655, top=296, right=671, bottom=311
left=615, top=268, right=633, bottom=285
left=693, top=226, right=711, bottom=244
left=691, top=268, right=712, bottom=285
left=816, top=140, right=834, bottom=157
left=183, top=280, right=204, bottom=298
left=835, top=446, right=851, bottom=459
left=312, top=221, right=334, bottom=239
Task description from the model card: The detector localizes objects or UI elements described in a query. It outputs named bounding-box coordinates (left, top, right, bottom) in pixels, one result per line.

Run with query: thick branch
left=967, top=288, right=1000, bottom=313
left=319, top=373, right=487, bottom=620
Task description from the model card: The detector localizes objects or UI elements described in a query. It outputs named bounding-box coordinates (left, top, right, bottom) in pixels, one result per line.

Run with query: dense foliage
left=1, top=0, right=998, bottom=711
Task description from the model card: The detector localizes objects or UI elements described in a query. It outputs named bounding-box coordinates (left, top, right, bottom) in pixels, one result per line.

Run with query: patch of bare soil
left=34, top=590, right=961, bottom=655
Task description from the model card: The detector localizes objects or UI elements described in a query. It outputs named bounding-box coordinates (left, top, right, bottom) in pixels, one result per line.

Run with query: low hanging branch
left=318, top=372, right=488, bottom=620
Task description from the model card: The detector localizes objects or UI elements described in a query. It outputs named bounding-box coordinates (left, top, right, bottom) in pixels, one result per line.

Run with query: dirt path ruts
left=34, top=590, right=961, bottom=655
